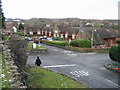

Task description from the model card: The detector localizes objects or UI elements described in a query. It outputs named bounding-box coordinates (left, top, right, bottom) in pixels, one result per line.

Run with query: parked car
left=33, top=37, right=39, bottom=43
left=39, top=36, right=44, bottom=39
left=47, top=38, right=53, bottom=41
left=26, top=37, right=33, bottom=41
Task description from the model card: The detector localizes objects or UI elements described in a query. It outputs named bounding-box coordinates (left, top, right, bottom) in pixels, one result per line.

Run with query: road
left=27, top=44, right=119, bottom=88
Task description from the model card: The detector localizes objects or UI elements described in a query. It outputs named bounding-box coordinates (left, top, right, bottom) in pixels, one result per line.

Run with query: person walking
left=35, top=56, right=42, bottom=66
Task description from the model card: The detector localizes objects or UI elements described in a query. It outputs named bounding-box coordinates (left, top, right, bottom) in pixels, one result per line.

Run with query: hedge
left=42, top=41, right=68, bottom=47
left=15, top=33, right=26, bottom=36
left=70, top=39, right=91, bottom=48
left=109, top=44, right=120, bottom=63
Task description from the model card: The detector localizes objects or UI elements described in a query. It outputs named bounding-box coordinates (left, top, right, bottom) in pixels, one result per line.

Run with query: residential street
left=27, top=44, right=119, bottom=88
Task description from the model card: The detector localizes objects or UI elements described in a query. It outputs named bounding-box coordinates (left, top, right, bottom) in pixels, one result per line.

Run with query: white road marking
left=54, top=49, right=58, bottom=51
left=63, top=51, right=72, bottom=53
left=67, top=54, right=77, bottom=56
left=43, top=64, right=76, bottom=68
left=82, top=53, right=96, bottom=55
left=70, top=70, right=90, bottom=77
left=105, top=79, right=119, bottom=87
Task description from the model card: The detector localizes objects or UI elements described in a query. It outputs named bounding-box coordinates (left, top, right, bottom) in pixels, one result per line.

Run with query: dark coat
left=35, top=58, right=41, bottom=66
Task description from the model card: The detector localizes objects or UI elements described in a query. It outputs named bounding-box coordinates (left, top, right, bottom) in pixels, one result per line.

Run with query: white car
left=47, top=38, right=53, bottom=41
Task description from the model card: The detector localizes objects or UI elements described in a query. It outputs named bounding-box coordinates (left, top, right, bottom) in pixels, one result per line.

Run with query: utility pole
left=91, top=30, right=94, bottom=48
left=91, top=28, right=96, bottom=48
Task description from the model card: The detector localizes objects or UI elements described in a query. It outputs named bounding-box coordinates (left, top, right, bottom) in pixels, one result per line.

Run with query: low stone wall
left=0, top=35, right=27, bottom=88
left=0, top=41, right=4, bottom=51
left=2, top=42, right=27, bottom=88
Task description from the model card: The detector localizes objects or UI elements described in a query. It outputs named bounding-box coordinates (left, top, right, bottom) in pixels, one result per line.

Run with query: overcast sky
left=2, top=0, right=119, bottom=19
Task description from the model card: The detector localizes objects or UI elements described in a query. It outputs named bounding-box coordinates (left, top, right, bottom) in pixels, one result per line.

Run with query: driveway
left=27, top=44, right=119, bottom=88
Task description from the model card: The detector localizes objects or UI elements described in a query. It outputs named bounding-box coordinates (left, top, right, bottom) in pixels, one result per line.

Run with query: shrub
left=109, top=44, right=120, bottom=63
left=2, top=36, right=10, bottom=40
left=70, top=39, right=91, bottom=48
left=15, top=32, right=25, bottom=36
left=47, top=41, right=68, bottom=47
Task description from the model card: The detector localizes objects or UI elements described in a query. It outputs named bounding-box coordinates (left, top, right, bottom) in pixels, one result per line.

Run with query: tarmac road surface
left=27, top=44, right=120, bottom=88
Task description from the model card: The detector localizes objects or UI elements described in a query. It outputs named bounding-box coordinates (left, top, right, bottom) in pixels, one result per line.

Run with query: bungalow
left=23, top=23, right=119, bottom=48
left=24, top=27, right=42, bottom=36
left=76, top=27, right=119, bottom=48
left=52, top=24, right=60, bottom=39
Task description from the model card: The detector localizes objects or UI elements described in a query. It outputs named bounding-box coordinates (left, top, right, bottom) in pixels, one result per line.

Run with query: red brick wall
left=104, top=38, right=117, bottom=47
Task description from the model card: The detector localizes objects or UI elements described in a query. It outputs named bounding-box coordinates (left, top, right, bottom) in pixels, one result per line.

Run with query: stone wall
left=8, top=35, right=28, bottom=69
left=1, top=35, right=28, bottom=88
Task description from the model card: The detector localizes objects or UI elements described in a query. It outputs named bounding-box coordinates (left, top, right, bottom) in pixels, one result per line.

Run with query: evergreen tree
left=0, top=0, right=5, bottom=29
left=2, top=12, right=5, bottom=29
left=0, top=0, right=2, bottom=29
left=19, top=23, right=24, bottom=31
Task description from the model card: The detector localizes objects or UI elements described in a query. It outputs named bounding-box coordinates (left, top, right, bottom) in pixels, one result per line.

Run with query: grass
left=29, top=36, right=40, bottom=38
left=26, top=67, right=87, bottom=88
left=42, top=40, right=109, bottom=53
left=0, top=52, right=11, bottom=89
left=42, top=40, right=68, bottom=48
left=0, top=53, right=2, bottom=89
left=2, top=36, right=10, bottom=40
left=27, top=42, right=46, bottom=50
left=15, top=32, right=25, bottom=36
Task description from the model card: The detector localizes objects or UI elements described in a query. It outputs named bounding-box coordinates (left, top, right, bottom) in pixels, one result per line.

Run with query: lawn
left=27, top=42, right=46, bottom=50
left=26, top=67, right=87, bottom=88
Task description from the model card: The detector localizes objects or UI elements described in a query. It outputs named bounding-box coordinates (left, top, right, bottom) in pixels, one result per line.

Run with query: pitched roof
left=78, top=28, right=118, bottom=45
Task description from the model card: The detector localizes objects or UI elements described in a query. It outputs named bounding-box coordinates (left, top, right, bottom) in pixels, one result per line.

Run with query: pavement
left=105, top=61, right=120, bottom=72
left=26, top=44, right=120, bottom=88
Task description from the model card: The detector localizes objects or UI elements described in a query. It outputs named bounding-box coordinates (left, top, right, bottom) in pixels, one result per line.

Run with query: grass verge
left=26, top=67, right=87, bottom=88
left=0, top=52, right=11, bottom=89
left=42, top=40, right=109, bottom=53
left=27, top=42, right=46, bottom=50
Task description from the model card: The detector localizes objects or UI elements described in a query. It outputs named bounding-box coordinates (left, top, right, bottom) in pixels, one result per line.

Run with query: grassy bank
left=27, top=42, right=46, bottom=50
left=42, top=40, right=110, bottom=53
left=26, top=67, right=87, bottom=88
left=0, top=52, right=11, bottom=89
